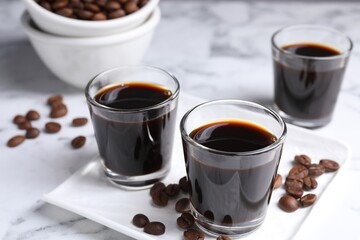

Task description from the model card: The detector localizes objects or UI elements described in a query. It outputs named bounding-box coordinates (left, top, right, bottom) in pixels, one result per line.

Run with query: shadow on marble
left=0, top=40, right=79, bottom=94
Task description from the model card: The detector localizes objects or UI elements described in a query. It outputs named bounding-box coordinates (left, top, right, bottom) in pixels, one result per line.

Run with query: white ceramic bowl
left=22, top=0, right=159, bottom=37
left=21, top=8, right=160, bottom=89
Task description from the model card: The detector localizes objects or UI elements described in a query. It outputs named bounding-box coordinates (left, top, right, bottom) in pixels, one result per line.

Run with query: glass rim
left=180, top=99, right=287, bottom=156
left=85, top=65, right=180, bottom=114
left=271, top=24, right=353, bottom=61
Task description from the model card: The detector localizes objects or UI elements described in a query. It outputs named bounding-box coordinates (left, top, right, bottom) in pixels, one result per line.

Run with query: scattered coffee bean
left=183, top=228, right=205, bottom=240
left=7, top=135, right=26, bottom=147
left=132, top=213, right=149, bottom=228
left=47, top=94, right=63, bottom=106
left=72, top=117, right=88, bottom=127
left=288, top=165, right=309, bottom=179
left=175, top=198, right=190, bottom=213
left=165, top=184, right=180, bottom=197
left=286, top=185, right=303, bottom=199
left=177, top=212, right=194, bottom=229
left=278, top=195, right=299, bottom=212
left=294, top=154, right=311, bottom=167
left=71, top=136, right=86, bottom=149
left=152, top=190, right=169, bottom=207
left=308, top=164, right=325, bottom=177
left=45, top=122, right=61, bottom=133
left=303, top=176, right=318, bottom=190
left=300, top=194, right=317, bottom=207
left=179, top=176, right=189, bottom=193
left=150, top=182, right=165, bottom=196
left=50, top=103, right=68, bottom=118
left=26, top=110, right=40, bottom=121
left=217, top=236, right=232, bottom=240
left=144, top=221, right=165, bottom=236
left=26, top=127, right=40, bottom=139
left=13, top=115, right=26, bottom=124
left=285, top=176, right=303, bottom=189
left=273, top=174, right=282, bottom=189
left=18, top=120, right=32, bottom=130
left=319, top=159, right=340, bottom=172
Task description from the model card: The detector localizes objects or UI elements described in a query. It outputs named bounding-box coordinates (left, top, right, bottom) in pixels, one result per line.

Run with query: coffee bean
left=217, top=236, right=232, bottom=240
left=52, top=0, right=69, bottom=10
left=84, top=2, right=100, bottom=12
left=319, top=159, right=340, bottom=172
left=165, top=184, right=180, bottom=197
left=124, top=1, right=138, bottom=14
left=139, top=0, right=149, bottom=8
left=25, top=110, right=39, bottom=120
left=152, top=190, right=168, bottom=206
left=40, top=1, right=52, bottom=11
left=285, top=176, right=303, bottom=189
left=294, top=154, right=311, bottom=167
left=71, top=136, right=86, bottom=149
left=143, top=222, right=165, bottom=236
left=132, top=213, right=149, bottom=228
left=175, top=198, right=190, bottom=213
left=26, top=127, right=40, bottom=139
left=286, top=185, right=303, bottom=199
left=92, top=12, right=107, bottom=20
left=308, top=164, right=325, bottom=177
left=150, top=182, right=165, bottom=196
left=221, top=215, right=232, bottom=225
left=56, top=7, right=74, bottom=17
left=69, top=0, right=84, bottom=9
left=273, top=174, right=282, bottom=189
left=105, top=1, right=121, bottom=11
left=108, top=9, right=125, bottom=19
left=177, top=212, right=194, bottom=229
left=50, top=103, right=68, bottom=118
left=300, top=194, right=317, bottom=207
left=7, top=135, right=25, bottom=147
left=179, top=176, right=189, bottom=193
left=13, top=115, right=26, bottom=124
left=77, top=9, right=94, bottom=19
left=45, top=122, right=61, bottom=133
left=288, top=165, right=309, bottom=179
left=18, top=120, right=32, bottom=130
left=278, top=195, right=299, bottom=212
left=47, top=94, right=63, bottom=107
left=303, top=176, right=318, bottom=190
left=95, top=0, right=107, bottom=7
left=184, top=228, right=205, bottom=240
left=72, top=117, right=88, bottom=127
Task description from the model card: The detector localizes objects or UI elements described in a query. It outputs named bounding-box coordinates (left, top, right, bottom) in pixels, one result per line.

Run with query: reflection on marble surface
left=1, top=0, right=360, bottom=240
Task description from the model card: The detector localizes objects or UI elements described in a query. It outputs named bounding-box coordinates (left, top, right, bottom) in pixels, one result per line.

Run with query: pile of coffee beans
left=132, top=176, right=233, bottom=239
left=6, top=94, right=88, bottom=149
left=276, top=154, right=340, bottom=212
left=35, top=0, right=149, bottom=21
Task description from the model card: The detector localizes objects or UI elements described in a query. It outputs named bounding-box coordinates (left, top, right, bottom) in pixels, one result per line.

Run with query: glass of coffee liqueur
left=272, top=25, right=352, bottom=128
left=180, top=100, right=287, bottom=237
left=85, top=66, right=180, bottom=189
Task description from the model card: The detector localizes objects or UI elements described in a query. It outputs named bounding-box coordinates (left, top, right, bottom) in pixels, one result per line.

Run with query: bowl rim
left=22, top=0, right=159, bottom=29
left=21, top=7, right=161, bottom=45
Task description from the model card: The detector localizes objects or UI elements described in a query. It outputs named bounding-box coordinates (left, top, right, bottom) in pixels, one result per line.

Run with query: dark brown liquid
left=185, top=120, right=280, bottom=225
left=274, top=43, right=345, bottom=120
left=91, top=83, right=176, bottom=178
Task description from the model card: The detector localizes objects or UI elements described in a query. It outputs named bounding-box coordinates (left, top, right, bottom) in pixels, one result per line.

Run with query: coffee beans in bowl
left=23, top=0, right=159, bottom=37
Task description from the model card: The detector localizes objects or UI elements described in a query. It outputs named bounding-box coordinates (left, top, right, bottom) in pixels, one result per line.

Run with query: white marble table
left=1, top=1, right=360, bottom=239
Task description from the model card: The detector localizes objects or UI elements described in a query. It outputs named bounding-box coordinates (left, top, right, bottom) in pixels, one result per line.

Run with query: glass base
left=191, top=205, right=264, bottom=237
left=101, top=161, right=170, bottom=190
left=274, top=105, right=332, bottom=129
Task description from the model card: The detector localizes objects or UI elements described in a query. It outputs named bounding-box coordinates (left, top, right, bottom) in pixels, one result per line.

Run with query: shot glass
left=272, top=25, right=352, bottom=128
left=180, top=100, right=287, bottom=237
left=85, top=66, right=180, bottom=189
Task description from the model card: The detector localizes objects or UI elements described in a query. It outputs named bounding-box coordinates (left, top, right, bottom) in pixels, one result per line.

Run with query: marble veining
left=1, top=0, right=360, bottom=240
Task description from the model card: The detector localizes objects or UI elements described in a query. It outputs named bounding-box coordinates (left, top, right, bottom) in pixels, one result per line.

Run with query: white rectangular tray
left=43, top=93, right=350, bottom=240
